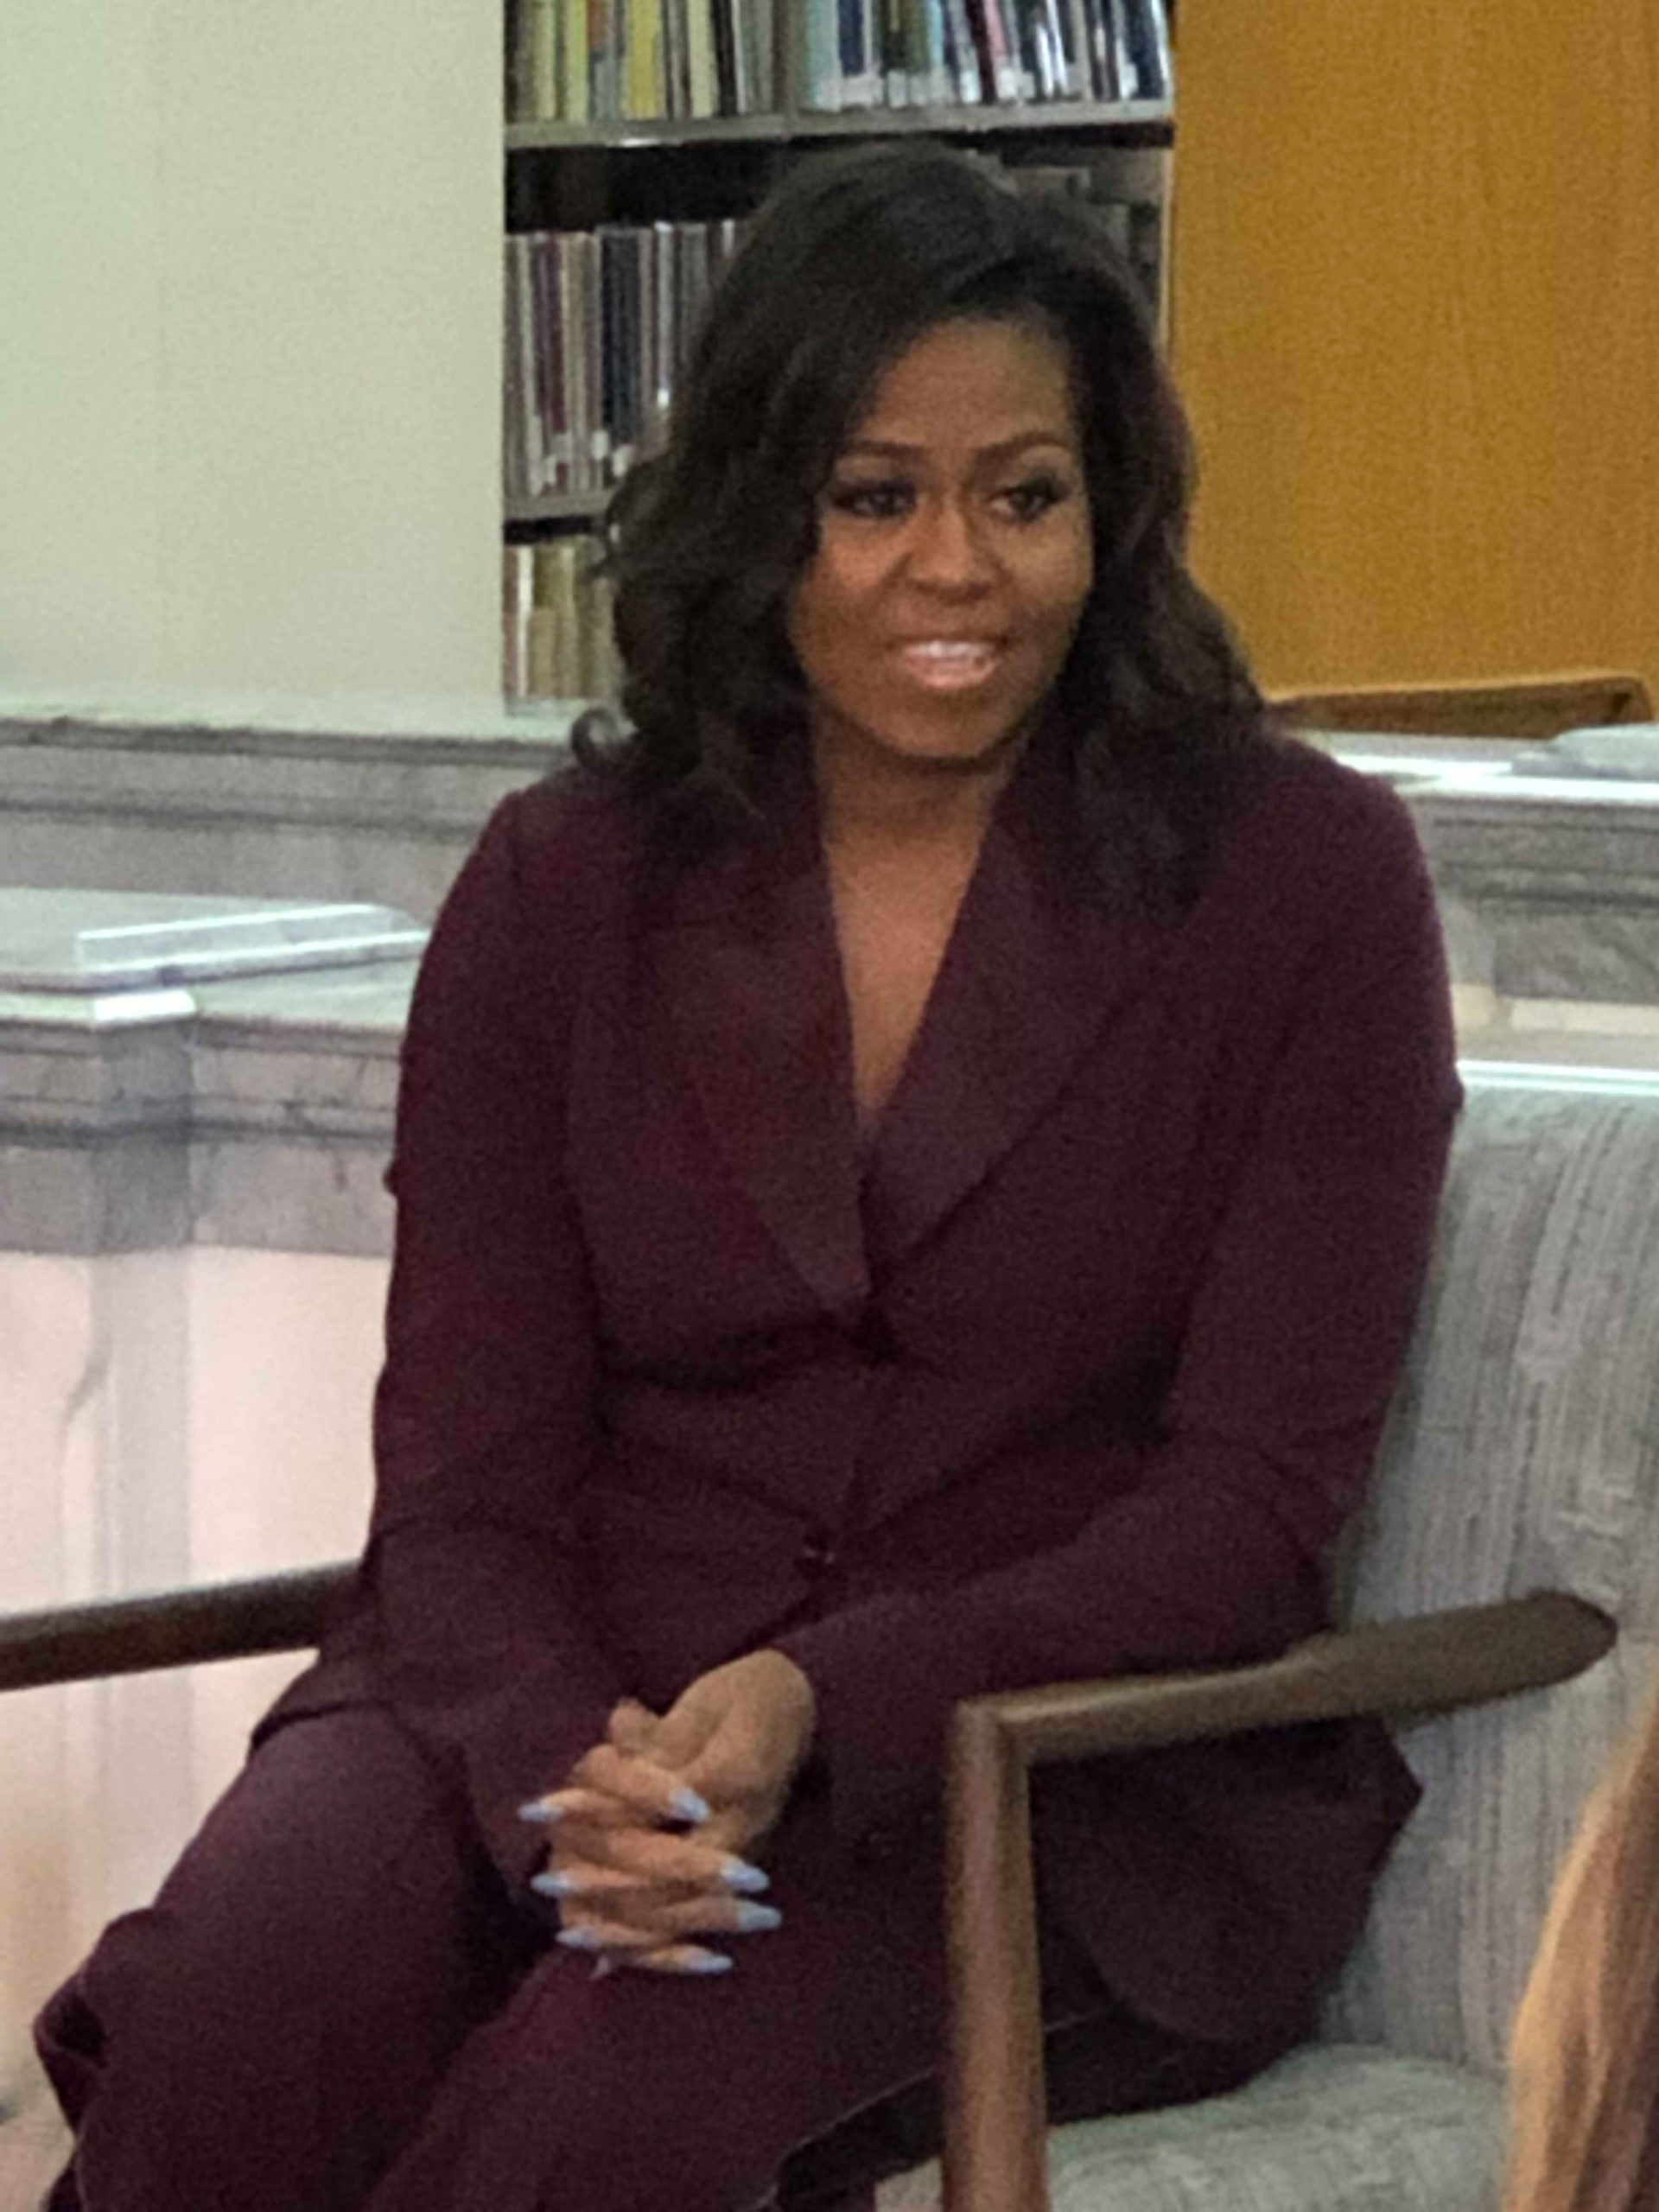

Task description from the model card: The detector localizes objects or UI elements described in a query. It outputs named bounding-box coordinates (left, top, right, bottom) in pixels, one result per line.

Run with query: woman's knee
left=41, top=1707, right=533, bottom=2212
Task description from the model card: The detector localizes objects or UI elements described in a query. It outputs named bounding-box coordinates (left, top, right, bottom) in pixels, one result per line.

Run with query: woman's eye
left=830, top=480, right=911, bottom=519
left=999, top=475, right=1069, bottom=521
left=827, top=474, right=1072, bottom=523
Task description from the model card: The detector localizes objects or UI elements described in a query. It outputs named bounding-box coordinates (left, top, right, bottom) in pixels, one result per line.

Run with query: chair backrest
left=1270, top=673, right=1654, bottom=741
left=1322, top=1071, right=1659, bottom=2075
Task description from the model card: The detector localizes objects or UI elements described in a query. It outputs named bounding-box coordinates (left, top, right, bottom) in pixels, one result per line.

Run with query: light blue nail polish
left=685, top=1951, right=734, bottom=1974
left=530, top=1870, right=579, bottom=1897
left=722, top=1859, right=770, bottom=1894
left=556, top=1926, right=603, bottom=1951
left=733, top=1902, right=782, bottom=1933
left=671, top=1785, right=712, bottom=1823
left=517, top=1799, right=557, bottom=1824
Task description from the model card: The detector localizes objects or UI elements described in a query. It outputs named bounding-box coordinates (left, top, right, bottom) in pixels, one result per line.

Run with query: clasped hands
left=520, top=1649, right=817, bottom=1977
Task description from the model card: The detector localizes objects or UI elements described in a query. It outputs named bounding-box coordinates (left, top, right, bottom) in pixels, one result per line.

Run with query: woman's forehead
left=840, top=318, right=1082, bottom=449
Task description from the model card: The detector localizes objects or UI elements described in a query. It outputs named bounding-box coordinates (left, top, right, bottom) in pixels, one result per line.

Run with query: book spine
left=680, top=223, right=712, bottom=359
left=1144, top=0, right=1172, bottom=97
left=1077, top=0, right=1109, bottom=96
left=752, top=0, right=779, bottom=114
left=1104, top=0, right=1138, bottom=97
left=755, top=0, right=777, bottom=112
left=583, top=234, right=607, bottom=484
left=799, top=0, right=836, bottom=107
left=625, top=0, right=664, bottom=112
left=503, top=241, right=526, bottom=500
left=903, top=0, right=929, bottom=104
left=531, top=233, right=570, bottom=493
left=558, top=236, right=587, bottom=494
left=529, top=543, right=563, bottom=697
left=882, top=0, right=908, bottom=104
left=1050, top=0, right=1083, bottom=95
left=523, top=236, right=553, bottom=495
left=1006, top=0, right=1040, bottom=99
left=918, top=0, right=950, bottom=103
left=637, top=226, right=660, bottom=458
left=653, top=221, right=677, bottom=435
left=505, top=0, right=527, bottom=121
left=502, top=546, right=531, bottom=699
left=972, top=0, right=1020, bottom=104
left=836, top=0, right=862, bottom=105
left=560, top=0, right=588, bottom=119
left=942, top=0, right=983, bottom=100
left=739, top=0, right=765, bottom=111
left=597, top=230, right=621, bottom=479
left=685, top=0, right=716, bottom=112
left=623, top=229, right=645, bottom=471
left=1122, top=0, right=1157, bottom=97
left=862, top=0, right=889, bottom=105
left=710, top=0, right=736, bottom=112
left=533, top=0, right=561, bottom=116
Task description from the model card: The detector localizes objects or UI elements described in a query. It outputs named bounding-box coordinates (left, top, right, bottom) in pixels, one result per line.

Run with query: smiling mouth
left=894, top=641, right=1004, bottom=691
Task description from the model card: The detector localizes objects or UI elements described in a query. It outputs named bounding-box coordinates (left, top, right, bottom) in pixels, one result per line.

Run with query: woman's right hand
left=520, top=1701, right=781, bottom=1976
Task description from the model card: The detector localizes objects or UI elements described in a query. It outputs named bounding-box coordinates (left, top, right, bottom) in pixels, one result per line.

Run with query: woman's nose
left=904, top=495, right=996, bottom=586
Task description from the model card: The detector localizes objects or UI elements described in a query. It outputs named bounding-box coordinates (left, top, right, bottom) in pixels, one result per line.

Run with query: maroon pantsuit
left=38, top=726, right=1459, bottom=2208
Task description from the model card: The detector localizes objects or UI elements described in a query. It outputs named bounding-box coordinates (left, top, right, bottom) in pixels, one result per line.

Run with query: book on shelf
left=505, top=218, right=752, bottom=502
left=505, top=0, right=1167, bottom=119
left=504, top=540, right=625, bottom=702
left=505, top=158, right=1162, bottom=508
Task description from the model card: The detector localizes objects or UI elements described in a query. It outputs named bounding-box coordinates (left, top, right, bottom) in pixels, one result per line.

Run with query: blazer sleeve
left=356, top=786, right=625, bottom=1891
left=774, top=779, right=1463, bottom=1850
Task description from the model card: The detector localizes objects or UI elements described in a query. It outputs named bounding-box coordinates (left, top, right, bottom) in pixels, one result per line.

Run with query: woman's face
left=786, top=314, right=1095, bottom=794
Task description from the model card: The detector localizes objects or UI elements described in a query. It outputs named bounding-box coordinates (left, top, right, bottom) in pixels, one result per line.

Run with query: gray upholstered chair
left=3, top=1068, right=1653, bottom=2210
left=880, top=1066, right=1659, bottom=2209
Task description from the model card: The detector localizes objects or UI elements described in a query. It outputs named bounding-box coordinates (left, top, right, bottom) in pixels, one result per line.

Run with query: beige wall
left=1173, top=0, right=1659, bottom=706
left=0, top=0, right=502, bottom=702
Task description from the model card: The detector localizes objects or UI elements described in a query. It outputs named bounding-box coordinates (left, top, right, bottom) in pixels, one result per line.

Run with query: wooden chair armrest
left=941, top=1590, right=1616, bottom=2212
left=0, top=1563, right=355, bottom=1692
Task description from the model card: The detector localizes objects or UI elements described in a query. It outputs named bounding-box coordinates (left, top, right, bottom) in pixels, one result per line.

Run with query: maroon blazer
left=260, top=723, right=1461, bottom=2047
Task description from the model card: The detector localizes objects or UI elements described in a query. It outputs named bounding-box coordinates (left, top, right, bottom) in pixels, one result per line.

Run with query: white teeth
left=906, top=641, right=995, bottom=659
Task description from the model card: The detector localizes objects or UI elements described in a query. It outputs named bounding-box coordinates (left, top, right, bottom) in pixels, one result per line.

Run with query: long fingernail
left=518, top=1798, right=560, bottom=1825
left=683, top=1949, right=733, bottom=1974
left=721, top=1859, right=770, bottom=1894
left=671, top=1786, right=711, bottom=1823
left=556, top=1927, right=604, bottom=1951
left=733, top=1902, right=782, bottom=1933
left=530, top=1870, right=581, bottom=1897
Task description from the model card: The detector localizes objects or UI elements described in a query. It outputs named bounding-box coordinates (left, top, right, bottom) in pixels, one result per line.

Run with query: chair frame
left=0, top=1573, right=1615, bottom=2212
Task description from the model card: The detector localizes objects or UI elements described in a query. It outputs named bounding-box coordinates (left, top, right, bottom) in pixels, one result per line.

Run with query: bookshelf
left=502, top=0, right=1176, bottom=701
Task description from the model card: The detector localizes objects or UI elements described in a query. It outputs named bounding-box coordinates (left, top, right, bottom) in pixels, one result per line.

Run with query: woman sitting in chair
left=35, top=139, right=1462, bottom=2211
left=1505, top=1676, right=1659, bottom=2212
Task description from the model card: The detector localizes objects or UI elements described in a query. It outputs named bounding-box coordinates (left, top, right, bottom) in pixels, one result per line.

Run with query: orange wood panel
left=1170, top=0, right=1659, bottom=706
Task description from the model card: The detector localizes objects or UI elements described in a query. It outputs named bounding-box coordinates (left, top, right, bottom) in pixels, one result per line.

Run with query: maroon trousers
left=36, top=1709, right=1287, bottom=2212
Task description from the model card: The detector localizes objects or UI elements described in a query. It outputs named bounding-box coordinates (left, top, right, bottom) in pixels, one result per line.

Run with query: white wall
left=0, top=0, right=501, bottom=702
left=0, top=1248, right=385, bottom=2094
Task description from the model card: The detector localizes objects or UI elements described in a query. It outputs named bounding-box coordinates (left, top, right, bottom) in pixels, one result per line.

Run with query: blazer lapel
left=861, top=734, right=1171, bottom=1279
left=646, top=752, right=872, bottom=1323
left=645, top=724, right=1175, bottom=1322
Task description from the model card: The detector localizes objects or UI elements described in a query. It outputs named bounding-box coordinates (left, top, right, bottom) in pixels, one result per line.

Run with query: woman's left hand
left=632, top=1648, right=817, bottom=1855
left=528, top=1651, right=817, bottom=1974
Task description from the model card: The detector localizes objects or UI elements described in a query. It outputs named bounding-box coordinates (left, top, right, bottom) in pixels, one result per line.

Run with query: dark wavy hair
left=569, top=136, right=1271, bottom=910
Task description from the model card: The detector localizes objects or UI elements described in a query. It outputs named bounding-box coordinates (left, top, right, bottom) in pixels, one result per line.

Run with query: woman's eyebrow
left=838, top=431, right=1077, bottom=463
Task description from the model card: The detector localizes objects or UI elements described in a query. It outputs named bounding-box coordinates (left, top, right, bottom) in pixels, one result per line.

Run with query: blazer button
left=796, top=1529, right=839, bottom=1580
